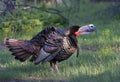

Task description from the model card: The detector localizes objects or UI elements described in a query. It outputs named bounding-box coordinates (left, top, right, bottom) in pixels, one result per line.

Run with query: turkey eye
left=90, top=25, right=93, bottom=28
left=89, top=24, right=94, bottom=30
left=90, top=25, right=93, bottom=29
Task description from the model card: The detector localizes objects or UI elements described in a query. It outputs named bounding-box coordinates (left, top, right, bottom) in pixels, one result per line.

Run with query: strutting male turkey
left=4, top=24, right=95, bottom=72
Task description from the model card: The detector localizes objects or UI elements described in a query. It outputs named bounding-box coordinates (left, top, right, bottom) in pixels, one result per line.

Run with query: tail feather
left=20, top=54, right=31, bottom=61
left=15, top=56, right=25, bottom=62
left=6, top=46, right=21, bottom=49
left=4, top=38, right=35, bottom=62
left=9, top=48, right=24, bottom=53
left=12, top=51, right=26, bottom=56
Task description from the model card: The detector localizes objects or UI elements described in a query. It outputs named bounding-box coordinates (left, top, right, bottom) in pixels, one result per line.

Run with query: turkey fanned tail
left=4, top=38, right=40, bottom=62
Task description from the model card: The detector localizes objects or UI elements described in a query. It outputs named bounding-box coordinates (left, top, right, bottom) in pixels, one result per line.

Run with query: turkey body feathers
left=4, top=26, right=79, bottom=64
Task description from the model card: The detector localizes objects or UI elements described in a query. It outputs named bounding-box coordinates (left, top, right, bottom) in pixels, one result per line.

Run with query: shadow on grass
left=0, top=61, right=69, bottom=82
left=70, top=70, right=120, bottom=82
left=0, top=79, right=68, bottom=82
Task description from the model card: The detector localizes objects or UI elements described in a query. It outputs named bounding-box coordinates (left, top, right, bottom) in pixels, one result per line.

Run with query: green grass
left=0, top=43, right=120, bottom=82
left=0, top=0, right=120, bottom=82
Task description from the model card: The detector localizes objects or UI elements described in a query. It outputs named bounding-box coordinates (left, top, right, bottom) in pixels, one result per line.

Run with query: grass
left=0, top=43, right=120, bottom=82
left=0, top=0, right=120, bottom=82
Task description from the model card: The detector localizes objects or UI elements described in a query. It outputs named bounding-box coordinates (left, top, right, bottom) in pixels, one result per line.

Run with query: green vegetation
left=0, top=0, right=120, bottom=82
left=0, top=9, right=66, bottom=40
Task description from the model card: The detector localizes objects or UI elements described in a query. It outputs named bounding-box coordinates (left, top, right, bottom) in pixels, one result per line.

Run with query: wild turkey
left=4, top=24, right=95, bottom=72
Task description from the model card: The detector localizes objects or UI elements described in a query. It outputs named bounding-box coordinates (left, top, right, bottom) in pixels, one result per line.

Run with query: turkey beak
left=75, top=24, right=96, bottom=35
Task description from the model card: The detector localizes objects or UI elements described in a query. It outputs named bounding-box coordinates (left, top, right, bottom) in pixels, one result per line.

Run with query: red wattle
left=74, top=31, right=80, bottom=36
